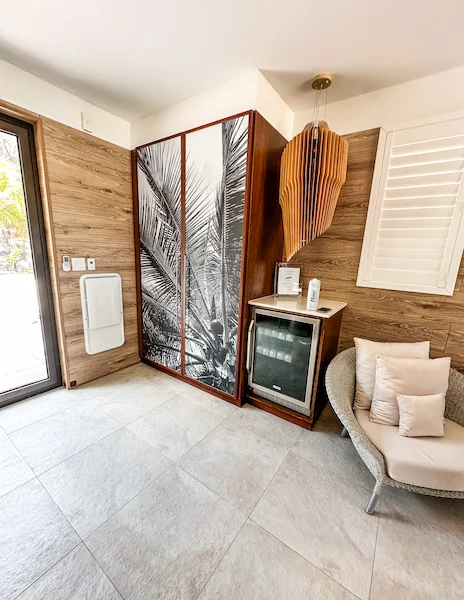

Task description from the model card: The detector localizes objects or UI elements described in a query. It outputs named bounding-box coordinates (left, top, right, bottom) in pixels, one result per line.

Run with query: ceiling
left=1, top=0, right=464, bottom=121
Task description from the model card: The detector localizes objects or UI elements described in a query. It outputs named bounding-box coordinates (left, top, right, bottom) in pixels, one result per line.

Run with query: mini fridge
left=247, top=307, right=320, bottom=411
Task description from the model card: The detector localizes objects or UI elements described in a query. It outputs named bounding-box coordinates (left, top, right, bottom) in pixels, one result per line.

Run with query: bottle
left=307, top=278, right=321, bottom=310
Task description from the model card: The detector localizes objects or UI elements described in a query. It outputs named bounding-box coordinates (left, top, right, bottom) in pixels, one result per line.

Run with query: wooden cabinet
left=133, top=111, right=287, bottom=405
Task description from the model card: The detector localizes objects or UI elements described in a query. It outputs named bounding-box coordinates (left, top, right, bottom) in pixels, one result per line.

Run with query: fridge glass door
left=251, top=311, right=319, bottom=405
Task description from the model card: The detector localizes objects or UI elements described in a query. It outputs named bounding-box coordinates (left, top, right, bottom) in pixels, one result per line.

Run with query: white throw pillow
left=397, top=393, right=446, bottom=437
left=370, top=356, right=451, bottom=426
left=353, top=338, right=430, bottom=410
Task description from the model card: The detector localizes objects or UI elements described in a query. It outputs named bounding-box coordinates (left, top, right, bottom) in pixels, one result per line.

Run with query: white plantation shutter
left=357, top=116, right=464, bottom=296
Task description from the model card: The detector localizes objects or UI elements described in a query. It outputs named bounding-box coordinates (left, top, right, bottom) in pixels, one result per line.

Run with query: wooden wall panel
left=41, top=118, right=139, bottom=387
left=289, top=127, right=464, bottom=372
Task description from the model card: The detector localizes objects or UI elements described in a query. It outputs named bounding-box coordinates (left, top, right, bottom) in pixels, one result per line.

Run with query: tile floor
left=1, top=363, right=463, bottom=600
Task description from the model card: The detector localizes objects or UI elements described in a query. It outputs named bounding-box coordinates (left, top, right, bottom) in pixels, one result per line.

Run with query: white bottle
left=307, top=278, right=321, bottom=310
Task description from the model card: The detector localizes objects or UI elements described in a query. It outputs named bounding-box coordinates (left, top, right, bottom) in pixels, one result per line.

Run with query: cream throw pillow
left=354, top=338, right=430, bottom=410
left=397, top=393, right=446, bottom=437
left=370, top=356, right=451, bottom=426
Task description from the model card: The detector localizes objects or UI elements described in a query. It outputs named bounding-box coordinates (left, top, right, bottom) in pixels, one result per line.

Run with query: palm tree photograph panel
left=137, top=136, right=182, bottom=371
left=185, top=115, right=249, bottom=395
left=137, top=115, right=249, bottom=395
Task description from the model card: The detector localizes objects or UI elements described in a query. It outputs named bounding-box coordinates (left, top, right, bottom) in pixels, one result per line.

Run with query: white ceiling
left=1, top=0, right=464, bottom=121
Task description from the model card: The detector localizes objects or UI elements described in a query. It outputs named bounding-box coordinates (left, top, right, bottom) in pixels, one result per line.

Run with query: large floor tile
left=0, top=479, right=80, bottom=600
left=199, top=520, right=356, bottom=600
left=0, top=387, right=82, bottom=433
left=127, top=394, right=223, bottom=461
left=225, top=403, right=302, bottom=449
left=40, top=428, right=171, bottom=538
left=380, top=486, right=464, bottom=541
left=292, top=405, right=375, bottom=491
left=77, top=365, right=148, bottom=400
left=86, top=466, right=245, bottom=600
left=180, top=421, right=288, bottom=514
left=371, top=492, right=464, bottom=599
left=156, top=374, right=192, bottom=394
left=10, top=404, right=121, bottom=474
left=84, top=379, right=177, bottom=425
left=121, top=362, right=165, bottom=380
left=181, top=386, right=238, bottom=418
left=17, top=544, right=121, bottom=600
left=0, top=429, right=34, bottom=497
left=251, top=452, right=377, bottom=600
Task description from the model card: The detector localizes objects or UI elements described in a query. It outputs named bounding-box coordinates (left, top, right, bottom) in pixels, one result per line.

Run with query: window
left=357, top=115, right=464, bottom=296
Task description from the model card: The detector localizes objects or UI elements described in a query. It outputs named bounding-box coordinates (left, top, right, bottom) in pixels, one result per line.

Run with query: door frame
left=0, top=112, right=61, bottom=406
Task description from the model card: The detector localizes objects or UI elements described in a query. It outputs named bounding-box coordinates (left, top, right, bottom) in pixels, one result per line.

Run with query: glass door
left=249, top=309, right=320, bottom=408
left=0, top=114, right=60, bottom=406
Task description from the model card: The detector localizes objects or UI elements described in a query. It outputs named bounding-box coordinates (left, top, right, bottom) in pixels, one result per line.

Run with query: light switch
left=81, top=111, right=92, bottom=133
left=87, top=258, right=96, bottom=271
left=71, top=257, right=86, bottom=271
left=62, top=255, right=71, bottom=272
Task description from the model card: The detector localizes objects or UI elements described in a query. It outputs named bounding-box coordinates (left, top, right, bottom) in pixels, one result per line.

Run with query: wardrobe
left=133, top=111, right=287, bottom=405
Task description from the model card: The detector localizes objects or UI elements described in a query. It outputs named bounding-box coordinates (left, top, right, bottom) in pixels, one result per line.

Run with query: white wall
left=5, top=56, right=464, bottom=152
left=255, top=72, right=294, bottom=142
left=0, top=60, right=131, bottom=148
left=294, top=65, right=464, bottom=136
left=1, top=60, right=293, bottom=150
left=131, top=70, right=293, bottom=148
left=131, top=71, right=257, bottom=147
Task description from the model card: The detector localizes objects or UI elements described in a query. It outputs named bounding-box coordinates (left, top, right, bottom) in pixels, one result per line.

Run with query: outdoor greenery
left=0, top=133, right=30, bottom=272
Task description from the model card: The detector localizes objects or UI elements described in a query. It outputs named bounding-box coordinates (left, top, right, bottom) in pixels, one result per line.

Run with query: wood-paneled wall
left=41, top=118, right=139, bottom=387
left=289, top=127, right=464, bottom=372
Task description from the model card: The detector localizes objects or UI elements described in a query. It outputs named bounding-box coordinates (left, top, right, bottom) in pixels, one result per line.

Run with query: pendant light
left=279, top=74, right=349, bottom=260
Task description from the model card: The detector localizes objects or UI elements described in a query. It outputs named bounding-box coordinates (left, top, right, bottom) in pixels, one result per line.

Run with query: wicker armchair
left=325, top=347, right=464, bottom=514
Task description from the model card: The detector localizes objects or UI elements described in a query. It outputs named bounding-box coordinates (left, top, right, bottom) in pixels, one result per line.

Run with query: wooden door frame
left=0, top=110, right=62, bottom=405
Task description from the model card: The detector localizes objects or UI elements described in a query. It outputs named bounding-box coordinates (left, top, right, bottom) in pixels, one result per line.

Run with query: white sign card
left=277, top=266, right=301, bottom=295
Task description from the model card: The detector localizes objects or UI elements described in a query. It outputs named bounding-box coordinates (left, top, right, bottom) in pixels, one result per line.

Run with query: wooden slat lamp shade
left=279, top=121, right=349, bottom=260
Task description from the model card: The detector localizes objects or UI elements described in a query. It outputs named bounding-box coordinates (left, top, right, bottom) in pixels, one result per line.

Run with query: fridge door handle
left=246, top=319, right=255, bottom=372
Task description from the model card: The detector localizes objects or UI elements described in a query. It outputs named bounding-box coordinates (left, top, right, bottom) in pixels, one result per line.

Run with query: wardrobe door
left=137, top=137, right=182, bottom=371
left=184, top=114, right=249, bottom=395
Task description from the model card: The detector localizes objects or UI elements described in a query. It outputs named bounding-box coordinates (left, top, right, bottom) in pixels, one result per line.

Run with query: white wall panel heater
left=80, top=274, right=124, bottom=355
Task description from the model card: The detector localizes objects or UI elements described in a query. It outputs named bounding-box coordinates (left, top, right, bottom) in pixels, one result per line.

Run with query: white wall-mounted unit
left=80, top=274, right=124, bottom=355
left=357, top=114, right=464, bottom=296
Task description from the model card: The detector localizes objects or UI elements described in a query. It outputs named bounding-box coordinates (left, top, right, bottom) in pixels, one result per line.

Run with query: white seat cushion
left=355, top=409, right=464, bottom=492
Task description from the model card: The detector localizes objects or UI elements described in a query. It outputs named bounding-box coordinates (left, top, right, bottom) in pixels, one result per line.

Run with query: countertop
left=248, top=295, right=347, bottom=319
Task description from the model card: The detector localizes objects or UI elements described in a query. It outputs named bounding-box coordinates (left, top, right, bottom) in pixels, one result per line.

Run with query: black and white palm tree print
left=185, top=115, right=249, bottom=394
left=137, top=115, right=249, bottom=394
left=137, top=137, right=182, bottom=370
